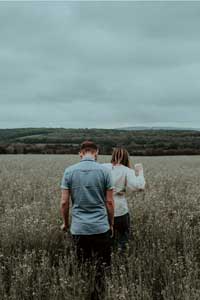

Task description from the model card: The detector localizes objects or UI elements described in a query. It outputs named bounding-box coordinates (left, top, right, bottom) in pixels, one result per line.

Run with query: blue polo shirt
left=61, top=157, right=113, bottom=235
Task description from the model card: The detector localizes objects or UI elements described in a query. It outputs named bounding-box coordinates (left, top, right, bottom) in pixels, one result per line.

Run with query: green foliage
left=0, top=128, right=200, bottom=155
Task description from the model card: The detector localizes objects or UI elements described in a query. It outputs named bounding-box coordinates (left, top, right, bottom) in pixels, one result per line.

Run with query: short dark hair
left=80, top=141, right=98, bottom=152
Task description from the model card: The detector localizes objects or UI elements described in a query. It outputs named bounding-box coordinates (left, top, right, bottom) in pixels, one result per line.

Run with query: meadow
left=0, top=155, right=200, bottom=300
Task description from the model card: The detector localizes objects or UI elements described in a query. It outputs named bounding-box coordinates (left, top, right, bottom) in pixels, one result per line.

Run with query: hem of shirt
left=107, top=186, right=114, bottom=190
left=114, top=210, right=129, bottom=217
left=60, top=185, right=70, bottom=190
left=70, top=227, right=110, bottom=235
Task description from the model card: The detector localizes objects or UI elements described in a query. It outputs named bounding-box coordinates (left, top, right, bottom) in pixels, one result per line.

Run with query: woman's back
left=102, top=163, right=145, bottom=216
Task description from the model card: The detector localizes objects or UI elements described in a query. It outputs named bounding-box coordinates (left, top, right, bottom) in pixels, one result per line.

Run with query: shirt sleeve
left=105, top=170, right=114, bottom=190
left=126, top=168, right=145, bottom=190
left=61, top=170, right=71, bottom=190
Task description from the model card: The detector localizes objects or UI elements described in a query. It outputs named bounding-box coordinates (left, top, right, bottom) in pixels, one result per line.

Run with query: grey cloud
left=0, top=2, right=200, bottom=128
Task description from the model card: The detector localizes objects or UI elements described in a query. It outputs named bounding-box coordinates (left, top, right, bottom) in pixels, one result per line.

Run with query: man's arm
left=105, top=189, right=114, bottom=230
left=60, top=189, right=70, bottom=231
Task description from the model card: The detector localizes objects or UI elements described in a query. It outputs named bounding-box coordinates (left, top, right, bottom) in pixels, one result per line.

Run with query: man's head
left=79, top=141, right=99, bottom=160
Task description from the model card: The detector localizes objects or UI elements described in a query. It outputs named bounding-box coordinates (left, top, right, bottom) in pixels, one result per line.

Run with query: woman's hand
left=134, top=163, right=143, bottom=176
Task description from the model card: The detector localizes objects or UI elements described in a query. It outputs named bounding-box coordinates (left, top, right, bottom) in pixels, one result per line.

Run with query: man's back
left=61, top=157, right=113, bottom=235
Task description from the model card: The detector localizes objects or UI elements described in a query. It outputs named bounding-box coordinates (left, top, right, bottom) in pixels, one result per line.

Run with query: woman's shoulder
left=101, top=163, right=133, bottom=173
left=119, top=165, right=135, bottom=175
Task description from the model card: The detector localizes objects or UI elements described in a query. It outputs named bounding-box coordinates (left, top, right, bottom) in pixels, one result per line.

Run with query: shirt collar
left=81, top=155, right=96, bottom=162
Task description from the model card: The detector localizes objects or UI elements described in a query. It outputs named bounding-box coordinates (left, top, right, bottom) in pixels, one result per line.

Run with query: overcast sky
left=0, top=1, right=200, bottom=129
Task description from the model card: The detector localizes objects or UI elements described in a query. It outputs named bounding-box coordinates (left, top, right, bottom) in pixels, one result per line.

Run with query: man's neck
left=82, top=153, right=96, bottom=160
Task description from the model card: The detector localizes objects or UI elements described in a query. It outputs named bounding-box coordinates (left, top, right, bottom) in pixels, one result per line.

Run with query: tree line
left=0, top=128, right=200, bottom=155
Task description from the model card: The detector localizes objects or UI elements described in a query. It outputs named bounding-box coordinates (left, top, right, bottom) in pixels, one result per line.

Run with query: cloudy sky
left=1, top=1, right=200, bottom=129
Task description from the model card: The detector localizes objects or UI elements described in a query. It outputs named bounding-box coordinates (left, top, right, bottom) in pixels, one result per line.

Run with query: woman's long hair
left=111, top=147, right=131, bottom=168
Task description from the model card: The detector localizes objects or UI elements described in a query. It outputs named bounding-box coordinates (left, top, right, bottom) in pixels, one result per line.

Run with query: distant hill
left=116, top=126, right=200, bottom=131
left=0, top=127, right=200, bottom=155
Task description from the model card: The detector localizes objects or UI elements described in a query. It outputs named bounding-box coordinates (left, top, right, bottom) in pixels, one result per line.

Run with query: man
left=60, top=141, right=114, bottom=299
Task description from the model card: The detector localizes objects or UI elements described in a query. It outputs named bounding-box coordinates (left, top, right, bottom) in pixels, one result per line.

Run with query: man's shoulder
left=98, top=162, right=111, bottom=170
left=63, top=162, right=81, bottom=174
left=97, top=163, right=113, bottom=178
left=64, top=161, right=111, bottom=175
left=101, top=163, right=112, bottom=170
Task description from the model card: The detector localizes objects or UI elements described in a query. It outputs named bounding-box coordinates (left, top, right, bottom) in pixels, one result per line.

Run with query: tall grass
left=0, top=155, right=200, bottom=299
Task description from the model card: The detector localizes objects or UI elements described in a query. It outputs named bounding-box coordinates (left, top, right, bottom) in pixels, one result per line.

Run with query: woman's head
left=111, top=147, right=131, bottom=167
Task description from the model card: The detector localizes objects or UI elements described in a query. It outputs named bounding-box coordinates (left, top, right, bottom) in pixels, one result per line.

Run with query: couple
left=60, top=141, right=145, bottom=298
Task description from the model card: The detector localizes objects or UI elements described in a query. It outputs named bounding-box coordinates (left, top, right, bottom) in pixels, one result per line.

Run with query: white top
left=102, top=163, right=145, bottom=217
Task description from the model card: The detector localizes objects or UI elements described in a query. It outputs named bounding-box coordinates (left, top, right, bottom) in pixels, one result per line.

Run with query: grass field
left=0, top=155, right=200, bottom=300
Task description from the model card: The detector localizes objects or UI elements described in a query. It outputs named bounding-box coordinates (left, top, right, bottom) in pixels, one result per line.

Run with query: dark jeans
left=72, top=230, right=111, bottom=300
left=113, top=213, right=130, bottom=251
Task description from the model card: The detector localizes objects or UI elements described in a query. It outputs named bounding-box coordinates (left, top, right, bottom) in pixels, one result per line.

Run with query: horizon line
left=0, top=126, right=200, bottom=131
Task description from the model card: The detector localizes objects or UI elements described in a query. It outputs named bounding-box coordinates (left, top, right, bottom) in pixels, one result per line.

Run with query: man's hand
left=60, top=223, right=68, bottom=232
left=60, top=189, right=70, bottom=232
left=105, top=189, right=114, bottom=235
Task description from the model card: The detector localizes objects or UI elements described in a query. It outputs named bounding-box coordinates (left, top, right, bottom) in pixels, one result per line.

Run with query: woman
left=103, top=148, right=145, bottom=251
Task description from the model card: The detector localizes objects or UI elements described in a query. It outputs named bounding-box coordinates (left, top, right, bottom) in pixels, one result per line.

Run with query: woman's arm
left=126, top=166, right=145, bottom=190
